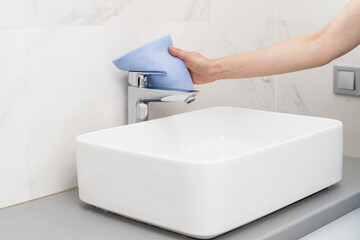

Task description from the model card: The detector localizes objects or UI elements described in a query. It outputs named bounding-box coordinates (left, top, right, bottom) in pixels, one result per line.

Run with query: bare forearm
left=212, top=31, right=328, bottom=79
left=212, top=0, right=360, bottom=80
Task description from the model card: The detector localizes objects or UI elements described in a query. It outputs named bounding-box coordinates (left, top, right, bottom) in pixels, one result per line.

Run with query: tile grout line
left=1, top=20, right=212, bottom=30
left=23, top=0, right=31, bottom=203
left=24, top=26, right=31, bottom=202
left=274, top=0, right=278, bottom=112
left=0, top=187, right=78, bottom=211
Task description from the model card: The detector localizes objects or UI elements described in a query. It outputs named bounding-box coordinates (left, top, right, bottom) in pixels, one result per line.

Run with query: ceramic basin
left=76, top=107, right=343, bottom=239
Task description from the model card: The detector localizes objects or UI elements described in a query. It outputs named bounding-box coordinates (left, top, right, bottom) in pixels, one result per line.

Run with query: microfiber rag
left=112, top=35, right=194, bottom=92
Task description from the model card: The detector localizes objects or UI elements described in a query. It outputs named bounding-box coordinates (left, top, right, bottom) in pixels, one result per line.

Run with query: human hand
left=168, top=46, right=217, bottom=84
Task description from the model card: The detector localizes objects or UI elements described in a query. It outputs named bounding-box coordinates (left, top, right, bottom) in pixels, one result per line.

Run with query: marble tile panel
left=210, top=0, right=274, bottom=22
left=0, top=0, right=25, bottom=28
left=275, top=0, right=350, bottom=20
left=0, top=29, right=28, bottom=208
left=26, top=0, right=210, bottom=27
left=27, top=25, right=128, bottom=199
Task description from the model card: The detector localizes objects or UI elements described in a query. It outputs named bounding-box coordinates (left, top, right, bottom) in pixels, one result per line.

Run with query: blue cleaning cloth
left=112, top=35, right=194, bottom=92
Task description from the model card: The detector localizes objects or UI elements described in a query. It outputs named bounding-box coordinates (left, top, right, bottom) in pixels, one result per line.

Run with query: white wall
left=0, top=0, right=359, bottom=208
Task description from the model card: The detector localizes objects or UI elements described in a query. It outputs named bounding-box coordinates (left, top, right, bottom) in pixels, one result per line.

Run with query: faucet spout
left=128, top=87, right=199, bottom=124
left=127, top=71, right=199, bottom=124
left=160, top=91, right=198, bottom=103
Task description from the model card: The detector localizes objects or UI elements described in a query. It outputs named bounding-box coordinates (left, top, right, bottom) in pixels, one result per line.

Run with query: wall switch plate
left=337, top=71, right=355, bottom=90
left=334, top=66, right=360, bottom=97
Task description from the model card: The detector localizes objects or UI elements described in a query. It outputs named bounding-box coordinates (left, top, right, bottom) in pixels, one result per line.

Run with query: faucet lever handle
left=128, top=71, right=166, bottom=88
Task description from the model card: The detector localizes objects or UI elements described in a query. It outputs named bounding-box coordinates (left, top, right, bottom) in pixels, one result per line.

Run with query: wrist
left=209, top=58, right=223, bottom=81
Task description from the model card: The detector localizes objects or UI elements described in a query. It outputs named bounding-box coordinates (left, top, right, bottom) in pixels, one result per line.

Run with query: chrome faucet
left=127, top=71, right=199, bottom=124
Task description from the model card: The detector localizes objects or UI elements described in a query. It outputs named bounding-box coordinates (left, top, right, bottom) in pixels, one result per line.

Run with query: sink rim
left=77, top=107, right=342, bottom=165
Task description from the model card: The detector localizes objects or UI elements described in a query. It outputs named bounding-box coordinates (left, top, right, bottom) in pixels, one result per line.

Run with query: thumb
left=168, top=46, right=188, bottom=60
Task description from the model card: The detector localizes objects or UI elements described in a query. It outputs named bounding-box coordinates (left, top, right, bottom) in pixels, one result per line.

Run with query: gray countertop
left=0, top=156, right=360, bottom=240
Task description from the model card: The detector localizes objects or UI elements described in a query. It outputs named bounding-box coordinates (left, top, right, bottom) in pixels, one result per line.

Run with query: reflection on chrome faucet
left=127, top=71, right=199, bottom=124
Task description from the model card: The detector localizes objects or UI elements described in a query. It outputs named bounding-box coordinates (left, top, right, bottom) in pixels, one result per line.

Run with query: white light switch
left=337, top=71, right=355, bottom=90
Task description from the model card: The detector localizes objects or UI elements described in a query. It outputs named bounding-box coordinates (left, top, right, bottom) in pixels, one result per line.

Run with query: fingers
left=168, top=46, right=188, bottom=60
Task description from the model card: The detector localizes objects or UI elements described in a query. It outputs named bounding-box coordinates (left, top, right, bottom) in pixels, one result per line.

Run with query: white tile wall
left=26, top=25, right=129, bottom=198
left=0, top=0, right=26, bottom=27
left=0, top=29, right=28, bottom=208
left=0, top=0, right=359, bottom=208
left=210, top=0, right=274, bottom=21
left=25, top=0, right=210, bottom=27
left=275, top=0, right=350, bottom=20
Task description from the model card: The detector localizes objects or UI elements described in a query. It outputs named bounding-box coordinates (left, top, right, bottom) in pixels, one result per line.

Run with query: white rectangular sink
left=76, top=107, right=343, bottom=239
